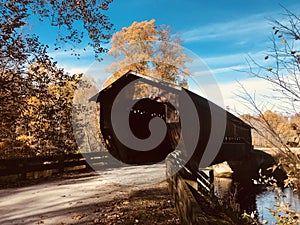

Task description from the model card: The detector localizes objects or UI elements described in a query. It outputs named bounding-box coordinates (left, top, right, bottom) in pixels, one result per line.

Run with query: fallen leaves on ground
left=92, top=183, right=180, bottom=225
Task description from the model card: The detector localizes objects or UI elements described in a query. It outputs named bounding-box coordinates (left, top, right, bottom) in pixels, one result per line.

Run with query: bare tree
left=237, top=7, right=300, bottom=189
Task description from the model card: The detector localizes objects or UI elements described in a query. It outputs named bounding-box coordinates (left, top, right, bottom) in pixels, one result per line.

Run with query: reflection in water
left=214, top=177, right=300, bottom=224
left=256, top=188, right=300, bottom=223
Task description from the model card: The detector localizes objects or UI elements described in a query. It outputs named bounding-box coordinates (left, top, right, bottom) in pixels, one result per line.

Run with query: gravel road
left=0, top=164, right=168, bottom=225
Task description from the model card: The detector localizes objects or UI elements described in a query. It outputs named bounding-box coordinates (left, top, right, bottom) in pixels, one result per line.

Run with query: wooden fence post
left=58, top=155, right=64, bottom=173
left=20, top=159, right=27, bottom=180
left=209, top=169, right=214, bottom=197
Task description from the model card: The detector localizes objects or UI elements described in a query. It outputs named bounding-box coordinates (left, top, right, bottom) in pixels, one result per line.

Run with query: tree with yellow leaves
left=105, top=20, right=191, bottom=88
left=0, top=0, right=114, bottom=158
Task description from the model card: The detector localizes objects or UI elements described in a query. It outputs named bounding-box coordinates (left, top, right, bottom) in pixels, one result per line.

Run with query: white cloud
left=48, top=42, right=111, bottom=60
left=64, top=66, right=91, bottom=75
left=50, top=47, right=115, bottom=81
left=210, top=77, right=296, bottom=115
left=219, top=78, right=271, bottom=99
left=61, top=59, right=113, bottom=78
left=48, top=47, right=94, bottom=59
left=189, top=71, right=290, bottom=115
left=202, top=51, right=266, bottom=67
left=191, top=65, right=248, bottom=78
left=182, top=13, right=271, bottom=43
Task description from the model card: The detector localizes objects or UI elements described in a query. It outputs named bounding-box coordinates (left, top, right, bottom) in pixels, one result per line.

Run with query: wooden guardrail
left=180, top=165, right=215, bottom=197
left=166, top=152, right=216, bottom=224
left=166, top=151, right=215, bottom=197
left=196, top=169, right=214, bottom=197
left=0, top=152, right=121, bottom=181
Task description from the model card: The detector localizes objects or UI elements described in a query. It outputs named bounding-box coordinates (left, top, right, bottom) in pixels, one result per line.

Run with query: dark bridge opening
left=129, top=98, right=167, bottom=140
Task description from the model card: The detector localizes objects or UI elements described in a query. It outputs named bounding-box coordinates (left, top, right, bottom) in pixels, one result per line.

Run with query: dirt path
left=0, top=164, right=179, bottom=225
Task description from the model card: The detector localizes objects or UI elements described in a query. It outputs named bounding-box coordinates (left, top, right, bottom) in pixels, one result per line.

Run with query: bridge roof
left=90, top=70, right=251, bottom=130
left=89, top=70, right=182, bottom=102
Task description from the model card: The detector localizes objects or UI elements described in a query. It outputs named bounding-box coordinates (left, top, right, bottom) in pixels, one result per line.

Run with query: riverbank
left=255, top=147, right=300, bottom=156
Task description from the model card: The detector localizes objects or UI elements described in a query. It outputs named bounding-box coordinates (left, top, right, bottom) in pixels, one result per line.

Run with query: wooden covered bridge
left=92, top=71, right=253, bottom=169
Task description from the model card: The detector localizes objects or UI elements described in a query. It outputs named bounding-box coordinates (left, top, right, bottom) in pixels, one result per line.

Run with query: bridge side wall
left=167, top=172, right=210, bottom=225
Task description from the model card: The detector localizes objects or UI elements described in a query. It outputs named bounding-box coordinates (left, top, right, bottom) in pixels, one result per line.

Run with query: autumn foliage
left=240, top=111, right=300, bottom=148
left=0, top=0, right=114, bottom=158
left=105, top=20, right=191, bottom=88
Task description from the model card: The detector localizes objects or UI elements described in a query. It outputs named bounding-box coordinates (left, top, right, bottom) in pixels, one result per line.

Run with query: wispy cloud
left=48, top=47, right=95, bottom=59
left=59, top=58, right=113, bottom=77
left=188, top=77, right=273, bottom=113
left=48, top=42, right=112, bottom=59
left=64, top=66, right=91, bottom=75
left=202, top=51, right=266, bottom=67
left=191, top=65, right=248, bottom=78
left=182, top=13, right=271, bottom=43
left=191, top=76, right=294, bottom=115
left=219, top=78, right=286, bottom=114
left=48, top=44, right=115, bottom=82
left=186, top=50, right=268, bottom=86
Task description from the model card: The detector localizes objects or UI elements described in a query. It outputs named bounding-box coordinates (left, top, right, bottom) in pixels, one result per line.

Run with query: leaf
left=72, top=214, right=87, bottom=220
left=272, top=164, right=278, bottom=172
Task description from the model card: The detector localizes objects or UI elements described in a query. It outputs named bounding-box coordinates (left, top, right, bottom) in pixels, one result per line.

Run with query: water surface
left=214, top=177, right=300, bottom=224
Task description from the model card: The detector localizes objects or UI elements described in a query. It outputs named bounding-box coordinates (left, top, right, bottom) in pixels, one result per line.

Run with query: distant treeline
left=240, top=110, right=300, bottom=148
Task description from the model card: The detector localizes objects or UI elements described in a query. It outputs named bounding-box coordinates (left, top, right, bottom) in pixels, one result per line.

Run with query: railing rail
left=167, top=151, right=215, bottom=197
left=196, top=169, right=214, bottom=197
left=0, top=152, right=120, bottom=181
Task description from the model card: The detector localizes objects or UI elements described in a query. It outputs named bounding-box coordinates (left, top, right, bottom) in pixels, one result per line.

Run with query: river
left=214, top=177, right=300, bottom=224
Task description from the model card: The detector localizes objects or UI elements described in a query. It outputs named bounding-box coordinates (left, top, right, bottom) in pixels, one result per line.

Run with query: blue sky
left=30, top=0, right=300, bottom=112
